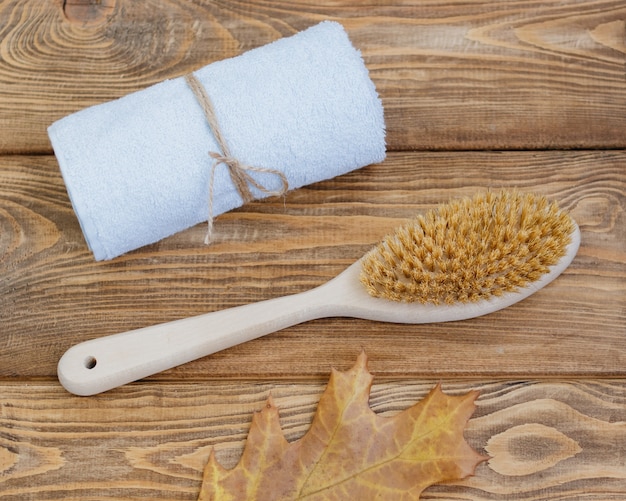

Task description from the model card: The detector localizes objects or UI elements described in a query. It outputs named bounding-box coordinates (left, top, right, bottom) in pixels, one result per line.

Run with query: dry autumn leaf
left=198, top=352, right=486, bottom=500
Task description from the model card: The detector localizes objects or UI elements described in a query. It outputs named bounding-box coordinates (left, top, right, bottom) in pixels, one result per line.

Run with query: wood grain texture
left=1, top=379, right=625, bottom=500
left=1, top=151, right=624, bottom=380
left=0, top=0, right=624, bottom=153
left=1, top=1, right=625, bottom=498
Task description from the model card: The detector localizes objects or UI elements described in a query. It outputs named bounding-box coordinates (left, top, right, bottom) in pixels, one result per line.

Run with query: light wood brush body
left=58, top=191, right=580, bottom=395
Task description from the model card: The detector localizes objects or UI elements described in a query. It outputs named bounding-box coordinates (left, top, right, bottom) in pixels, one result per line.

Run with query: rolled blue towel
left=48, top=21, right=386, bottom=260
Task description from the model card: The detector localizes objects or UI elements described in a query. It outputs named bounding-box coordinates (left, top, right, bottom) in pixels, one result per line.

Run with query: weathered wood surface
left=1, top=151, right=624, bottom=379
left=1, top=379, right=626, bottom=500
left=0, top=0, right=624, bottom=153
left=1, top=0, right=625, bottom=499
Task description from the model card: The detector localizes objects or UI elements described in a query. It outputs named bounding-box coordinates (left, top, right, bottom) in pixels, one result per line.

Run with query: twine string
left=184, top=73, right=289, bottom=244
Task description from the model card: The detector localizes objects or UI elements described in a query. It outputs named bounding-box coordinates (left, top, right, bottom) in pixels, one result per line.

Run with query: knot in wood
left=62, top=0, right=116, bottom=26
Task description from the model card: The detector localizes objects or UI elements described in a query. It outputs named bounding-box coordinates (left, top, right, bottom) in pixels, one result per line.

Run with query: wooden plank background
left=1, top=0, right=625, bottom=499
left=1, top=0, right=625, bottom=153
left=1, top=151, right=625, bottom=380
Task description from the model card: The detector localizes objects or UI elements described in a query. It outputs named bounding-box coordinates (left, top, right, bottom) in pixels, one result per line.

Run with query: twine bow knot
left=185, top=73, right=289, bottom=244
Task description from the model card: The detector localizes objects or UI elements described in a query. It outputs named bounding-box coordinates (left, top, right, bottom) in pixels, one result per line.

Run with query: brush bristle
left=360, top=190, right=576, bottom=304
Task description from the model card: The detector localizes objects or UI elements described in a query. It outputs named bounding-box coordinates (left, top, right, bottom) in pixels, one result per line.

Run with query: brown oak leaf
left=198, top=352, right=486, bottom=500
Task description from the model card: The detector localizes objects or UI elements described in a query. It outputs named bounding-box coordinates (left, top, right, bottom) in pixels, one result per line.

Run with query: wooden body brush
left=58, top=190, right=580, bottom=395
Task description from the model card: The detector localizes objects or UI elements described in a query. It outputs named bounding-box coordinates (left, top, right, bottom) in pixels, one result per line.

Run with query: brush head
left=360, top=190, right=577, bottom=305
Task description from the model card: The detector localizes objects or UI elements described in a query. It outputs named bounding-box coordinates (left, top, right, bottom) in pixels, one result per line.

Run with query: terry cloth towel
left=48, top=21, right=386, bottom=261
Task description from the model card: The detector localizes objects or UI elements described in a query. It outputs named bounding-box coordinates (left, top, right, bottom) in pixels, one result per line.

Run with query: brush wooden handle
left=57, top=285, right=337, bottom=396
left=58, top=261, right=379, bottom=396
